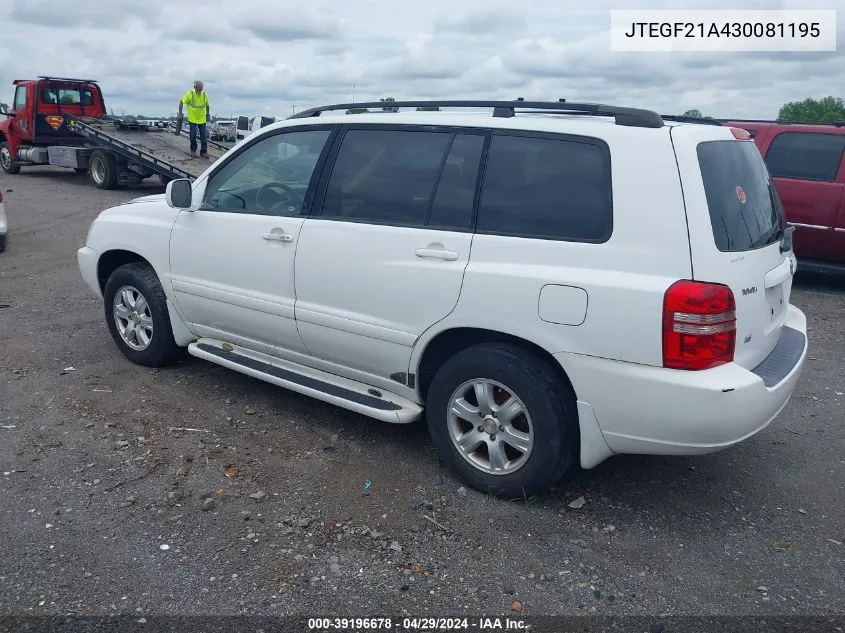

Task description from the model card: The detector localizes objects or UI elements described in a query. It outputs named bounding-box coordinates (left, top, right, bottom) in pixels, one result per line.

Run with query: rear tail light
left=0, top=191, right=3, bottom=203
left=730, top=127, right=751, bottom=140
left=662, top=280, right=736, bottom=370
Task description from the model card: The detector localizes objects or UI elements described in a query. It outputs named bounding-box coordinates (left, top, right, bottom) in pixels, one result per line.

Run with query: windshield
left=697, top=140, right=785, bottom=252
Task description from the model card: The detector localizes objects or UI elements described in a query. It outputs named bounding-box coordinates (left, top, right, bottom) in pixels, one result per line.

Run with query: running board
left=188, top=340, right=422, bottom=423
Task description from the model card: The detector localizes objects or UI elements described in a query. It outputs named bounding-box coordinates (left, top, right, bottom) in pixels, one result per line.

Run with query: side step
left=188, top=339, right=423, bottom=424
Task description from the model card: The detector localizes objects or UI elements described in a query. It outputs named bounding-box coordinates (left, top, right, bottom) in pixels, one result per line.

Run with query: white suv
left=77, top=100, right=808, bottom=499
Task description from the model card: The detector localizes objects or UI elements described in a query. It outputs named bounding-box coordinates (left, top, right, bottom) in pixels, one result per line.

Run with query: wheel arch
left=97, top=249, right=196, bottom=347
left=414, top=327, right=578, bottom=404
left=96, top=249, right=151, bottom=294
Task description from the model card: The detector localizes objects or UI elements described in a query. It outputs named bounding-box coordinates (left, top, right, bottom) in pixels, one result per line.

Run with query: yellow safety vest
left=182, top=89, right=209, bottom=124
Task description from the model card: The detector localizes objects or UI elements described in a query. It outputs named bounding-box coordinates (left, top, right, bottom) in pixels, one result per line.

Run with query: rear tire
left=426, top=343, right=578, bottom=500
left=0, top=142, right=20, bottom=175
left=103, top=262, right=180, bottom=367
left=89, top=150, right=118, bottom=189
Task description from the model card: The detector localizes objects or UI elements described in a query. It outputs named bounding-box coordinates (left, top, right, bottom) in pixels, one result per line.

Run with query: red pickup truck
left=722, top=119, right=845, bottom=273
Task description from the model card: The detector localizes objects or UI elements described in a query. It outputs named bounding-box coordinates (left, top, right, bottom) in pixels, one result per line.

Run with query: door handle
left=415, top=248, right=459, bottom=261
left=263, top=231, right=294, bottom=242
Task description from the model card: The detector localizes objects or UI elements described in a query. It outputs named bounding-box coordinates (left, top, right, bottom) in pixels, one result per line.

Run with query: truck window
left=764, top=131, right=845, bottom=182
left=13, top=87, right=26, bottom=111
left=41, top=87, right=94, bottom=107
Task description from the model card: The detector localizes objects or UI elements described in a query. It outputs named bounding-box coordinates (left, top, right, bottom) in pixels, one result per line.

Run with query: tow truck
left=0, top=76, right=229, bottom=189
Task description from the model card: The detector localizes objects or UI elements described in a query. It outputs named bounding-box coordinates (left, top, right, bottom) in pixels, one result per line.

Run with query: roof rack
left=37, top=76, right=99, bottom=84
left=289, top=99, right=665, bottom=128
left=660, top=114, right=724, bottom=126
left=718, top=118, right=845, bottom=127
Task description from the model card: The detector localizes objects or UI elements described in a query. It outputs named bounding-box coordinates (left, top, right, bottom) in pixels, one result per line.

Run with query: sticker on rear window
left=736, top=185, right=747, bottom=204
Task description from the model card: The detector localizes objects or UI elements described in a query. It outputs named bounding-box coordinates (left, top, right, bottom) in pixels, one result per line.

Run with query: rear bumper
left=557, top=304, right=808, bottom=456
left=77, top=246, right=102, bottom=298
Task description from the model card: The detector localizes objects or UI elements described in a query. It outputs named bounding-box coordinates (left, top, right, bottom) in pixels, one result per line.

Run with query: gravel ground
left=0, top=167, right=843, bottom=620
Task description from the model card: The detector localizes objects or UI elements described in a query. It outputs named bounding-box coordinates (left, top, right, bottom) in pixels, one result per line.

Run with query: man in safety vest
left=177, top=80, right=211, bottom=157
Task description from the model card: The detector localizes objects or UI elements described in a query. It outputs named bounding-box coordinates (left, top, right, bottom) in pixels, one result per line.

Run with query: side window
left=320, top=129, right=452, bottom=226
left=764, top=132, right=845, bottom=182
left=201, top=129, right=331, bottom=215
left=13, top=87, right=26, bottom=111
left=477, top=133, right=613, bottom=242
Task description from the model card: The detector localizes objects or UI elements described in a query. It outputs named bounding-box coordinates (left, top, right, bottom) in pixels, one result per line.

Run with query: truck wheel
left=426, top=343, right=578, bottom=500
left=0, top=142, right=21, bottom=175
left=103, top=262, right=180, bottom=367
left=89, top=150, right=118, bottom=189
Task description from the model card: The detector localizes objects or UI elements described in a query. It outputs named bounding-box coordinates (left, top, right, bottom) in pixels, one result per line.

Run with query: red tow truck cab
left=0, top=76, right=106, bottom=173
left=1, top=76, right=226, bottom=189
left=723, top=119, right=845, bottom=273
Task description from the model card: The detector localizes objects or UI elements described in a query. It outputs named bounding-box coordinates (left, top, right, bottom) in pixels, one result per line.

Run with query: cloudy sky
left=0, top=0, right=841, bottom=119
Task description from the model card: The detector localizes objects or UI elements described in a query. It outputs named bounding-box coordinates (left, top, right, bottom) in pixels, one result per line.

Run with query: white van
left=235, top=115, right=276, bottom=142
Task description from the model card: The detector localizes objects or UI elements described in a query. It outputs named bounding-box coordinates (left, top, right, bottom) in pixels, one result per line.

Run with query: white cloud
left=0, top=0, right=842, bottom=119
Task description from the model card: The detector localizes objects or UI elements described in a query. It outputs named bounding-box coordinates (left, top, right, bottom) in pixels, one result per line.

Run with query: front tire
left=89, top=150, right=118, bottom=189
left=426, top=343, right=578, bottom=500
left=103, top=262, right=180, bottom=367
left=0, top=142, right=21, bottom=175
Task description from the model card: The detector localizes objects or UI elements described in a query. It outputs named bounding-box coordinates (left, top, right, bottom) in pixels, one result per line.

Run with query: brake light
left=0, top=191, right=3, bottom=203
left=730, top=127, right=751, bottom=140
left=662, top=280, right=736, bottom=370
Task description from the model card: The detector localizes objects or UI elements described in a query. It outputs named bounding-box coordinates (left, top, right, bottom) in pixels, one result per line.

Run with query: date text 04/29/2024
left=609, top=9, right=837, bottom=52
left=307, top=617, right=527, bottom=631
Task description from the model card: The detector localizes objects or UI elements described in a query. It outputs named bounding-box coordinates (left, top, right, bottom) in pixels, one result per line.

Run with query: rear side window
left=477, top=133, right=612, bottom=242
left=764, top=131, right=845, bottom=182
left=319, top=129, right=484, bottom=229
left=697, top=140, right=785, bottom=252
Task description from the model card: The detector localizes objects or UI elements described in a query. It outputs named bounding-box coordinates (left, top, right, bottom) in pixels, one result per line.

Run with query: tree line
left=684, top=96, right=845, bottom=123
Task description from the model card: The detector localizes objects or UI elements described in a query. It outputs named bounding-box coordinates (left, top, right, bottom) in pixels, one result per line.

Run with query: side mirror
left=166, top=178, right=193, bottom=209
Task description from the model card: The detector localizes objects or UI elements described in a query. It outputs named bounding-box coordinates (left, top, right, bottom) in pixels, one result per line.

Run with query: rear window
left=40, top=86, right=95, bottom=106
left=697, top=140, right=785, bottom=252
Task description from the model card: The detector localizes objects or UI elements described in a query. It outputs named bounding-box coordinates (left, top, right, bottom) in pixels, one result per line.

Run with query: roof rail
left=37, top=76, right=99, bottom=84
left=718, top=118, right=845, bottom=127
left=289, top=99, right=665, bottom=128
left=660, top=114, right=724, bottom=126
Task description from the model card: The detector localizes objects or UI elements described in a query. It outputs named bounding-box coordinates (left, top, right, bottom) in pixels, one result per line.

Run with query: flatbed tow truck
left=0, top=76, right=229, bottom=189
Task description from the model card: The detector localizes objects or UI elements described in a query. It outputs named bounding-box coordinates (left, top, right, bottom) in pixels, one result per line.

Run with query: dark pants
left=189, top=122, right=208, bottom=155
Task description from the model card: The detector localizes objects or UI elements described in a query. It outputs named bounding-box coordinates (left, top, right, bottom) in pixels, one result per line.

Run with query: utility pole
left=291, top=105, right=296, bottom=115
left=352, top=83, right=356, bottom=103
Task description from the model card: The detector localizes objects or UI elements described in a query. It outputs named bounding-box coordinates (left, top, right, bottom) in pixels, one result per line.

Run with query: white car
left=77, top=100, right=808, bottom=499
left=0, top=189, right=7, bottom=252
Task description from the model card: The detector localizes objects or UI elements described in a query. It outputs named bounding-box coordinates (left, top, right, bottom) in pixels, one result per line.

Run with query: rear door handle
left=263, top=231, right=294, bottom=242
left=415, top=248, right=459, bottom=261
